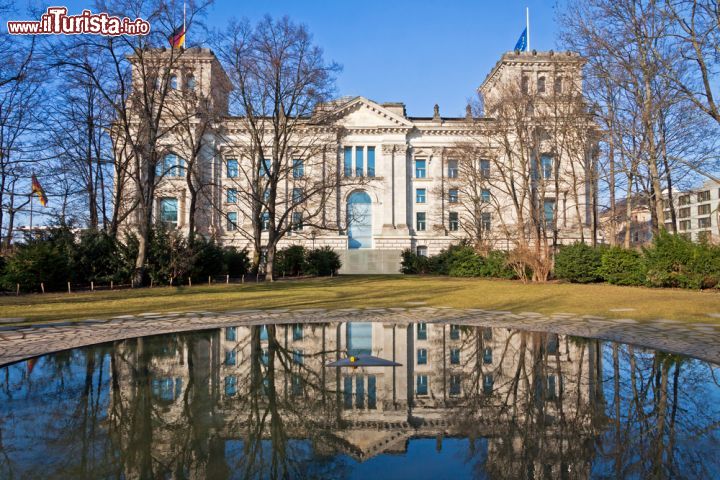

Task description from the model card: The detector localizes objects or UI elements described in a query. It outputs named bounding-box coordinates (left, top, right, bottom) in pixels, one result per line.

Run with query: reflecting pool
left=1, top=321, right=719, bottom=479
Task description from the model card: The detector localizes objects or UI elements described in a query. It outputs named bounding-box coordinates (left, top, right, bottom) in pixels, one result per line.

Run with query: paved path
left=1, top=307, right=719, bottom=367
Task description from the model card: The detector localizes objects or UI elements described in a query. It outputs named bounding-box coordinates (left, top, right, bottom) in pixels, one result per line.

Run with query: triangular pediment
left=321, top=96, right=413, bottom=129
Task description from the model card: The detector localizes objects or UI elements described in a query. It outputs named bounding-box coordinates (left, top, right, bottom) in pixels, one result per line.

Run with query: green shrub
left=598, top=247, right=646, bottom=286
left=479, top=250, right=516, bottom=279
left=223, top=247, right=250, bottom=277
left=189, top=238, right=225, bottom=281
left=73, top=230, right=127, bottom=283
left=146, top=227, right=193, bottom=285
left=400, top=249, right=430, bottom=274
left=448, top=247, right=484, bottom=277
left=305, top=247, right=341, bottom=276
left=553, top=243, right=603, bottom=283
left=643, top=230, right=720, bottom=289
left=275, top=245, right=307, bottom=276
left=429, top=244, right=466, bottom=275
left=0, top=227, right=75, bottom=291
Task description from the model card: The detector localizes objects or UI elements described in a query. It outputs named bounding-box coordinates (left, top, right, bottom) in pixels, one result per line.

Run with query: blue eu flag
left=514, top=28, right=527, bottom=52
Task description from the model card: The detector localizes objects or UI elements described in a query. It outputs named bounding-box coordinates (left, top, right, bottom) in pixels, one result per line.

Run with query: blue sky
left=49, top=0, right=563, bottom=117
left=203, top=0, right=563, bottom=116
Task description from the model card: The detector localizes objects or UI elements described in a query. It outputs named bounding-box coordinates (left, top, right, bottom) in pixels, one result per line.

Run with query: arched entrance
left=347, top=191, right=372, bottom=249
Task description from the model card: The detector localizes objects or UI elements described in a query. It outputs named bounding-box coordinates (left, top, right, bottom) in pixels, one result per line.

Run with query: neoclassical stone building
left=119, top=48, right=594, bottom=273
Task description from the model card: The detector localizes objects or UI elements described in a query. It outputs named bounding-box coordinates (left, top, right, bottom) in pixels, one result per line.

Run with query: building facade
left=600, top=179, right=720, bottom=246
left=117, top=48, right=595, bottom=273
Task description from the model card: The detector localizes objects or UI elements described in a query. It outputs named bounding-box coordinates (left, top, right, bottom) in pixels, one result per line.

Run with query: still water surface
left=1, top=321, right=719, bottom=479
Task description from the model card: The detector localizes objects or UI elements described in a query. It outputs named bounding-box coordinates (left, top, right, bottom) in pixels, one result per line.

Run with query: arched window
left=521, top=76, right=529, bottom=94
left=186, top=74, right=196, bottom=90
left=537, top=76, right=546, bottom=93
left=169, top=74, right=178, bottom=89
left=347, top=191, right=372, bottom=249
left=554, top=77, right=563, bottom=94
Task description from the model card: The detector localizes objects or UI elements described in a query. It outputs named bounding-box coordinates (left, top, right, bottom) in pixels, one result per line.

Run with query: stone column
left=394, top=144, right=409, bottom=232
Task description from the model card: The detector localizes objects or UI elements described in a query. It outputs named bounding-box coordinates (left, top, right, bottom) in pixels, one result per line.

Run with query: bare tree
left=216, top=17, right=364, bottom=279
left=53, top=0, right=214, bottom=284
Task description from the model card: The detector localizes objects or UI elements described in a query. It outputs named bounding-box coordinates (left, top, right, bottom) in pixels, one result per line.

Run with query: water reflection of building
left=109, top=322, right=604, bottom=478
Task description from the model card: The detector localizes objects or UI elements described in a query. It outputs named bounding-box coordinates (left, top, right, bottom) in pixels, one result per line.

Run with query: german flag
left=31, top=174, right=48, bottom=207
left=169, top=25, right=185, bottom=49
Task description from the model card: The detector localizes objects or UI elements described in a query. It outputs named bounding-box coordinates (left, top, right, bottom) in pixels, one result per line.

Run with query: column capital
left=382, top=144, right=407, bottom=155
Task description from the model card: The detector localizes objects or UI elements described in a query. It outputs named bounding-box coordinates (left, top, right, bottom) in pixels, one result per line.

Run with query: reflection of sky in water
left=0, top=326, right=719, bottom=479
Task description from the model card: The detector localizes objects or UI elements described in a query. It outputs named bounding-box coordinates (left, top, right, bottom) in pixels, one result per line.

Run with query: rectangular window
left=481, top=212, right=491, bottom=231
left=292, top=187, right=303, bottom=204
left=227, top=188, right=237, bottom=204
left=450, top=375, right=461, bottom=396
left=483, top=347, right=492, bottom=364
left=541, top=155, right=553, bottom=179
left=698, top=204, right=711, bottom=215
left=483, top=374, right=494, bottom=395
left=449, top=324, right=460, bottom=340
left=159, top=198, right=178, bottom=227
left=292, top=375, right=303, bottom=396
left=416, top=188, right=426, bottom=203
left=344, top=147, right=352, bottom=177
left=225, top=349, right=236, bottom=366
left=355, top=376, right=365, bottom=409
left=416, top=212, right=426, bottom=232
left=261, top=212, right=270, bottom=231
left=679, top=207, right=691, bottom=219
left=698, top=190, right=711, bottom=202
left=355, top=146, right=364, bottom=177
left=417, top=322, right=427, bottom=340
left=224, top=376, right=237, bottom=396
left=543, top=199, right=556, bottom=224
left=699, top=217, right=711, bottom=228
left=547, top=334, right=559, bottom=354
left=416, top=245, right=428, bottom=257
left=447, top=159, right=458, bottom=178
left=227, top=159, right=238, bottom=178
left=679, top=194, right=691, bottom=206
left=449, top=212, right=459, bottom=231
left=343, top=376, right=353, bottom=409
left=546, top=375, right=557, bottom=400
left=479, top=159, right=490, bottom=178
left=225, top=327, right=237, bottom=341
left=416, top=375, right=428, bottom=396
left=450, top=348, right=460, bottom=365
left=259, top=158, right=271, bottom=177
left=415, top=159, right=426, bottom=178
left=679, top=220, right=691, bottom=231
left=417, top=348, right=428, bottom=365
left=292, top=324, right=303, bottom=341
left=227, top=212, right=237, bottom=231
left=368, top=375, right=377, bottom=409
left=158, top=154, right=185, bottom=178
left=367, top=146, right=375, bottom=177
left=483, top=327, right=493, bottom=341
left=292, top=159, right=304, bottom=178
left=448, top=188, right=458, bottom=203
left=481, top=189, right=491, bottom=203
left=292, top=211, right=303, bottom=231
left=293, top=349, right=303, bottom=364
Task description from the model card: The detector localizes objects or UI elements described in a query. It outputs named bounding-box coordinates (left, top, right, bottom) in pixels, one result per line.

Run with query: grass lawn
left=0, top=275, right=719, bottom=325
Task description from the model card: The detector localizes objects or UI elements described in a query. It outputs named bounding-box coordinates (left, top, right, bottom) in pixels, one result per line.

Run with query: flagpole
left=183, top=1, right=186, bottom=47
left=29, top=194, right=33, bottom=235
left=526, top=7, right=530, bottom=52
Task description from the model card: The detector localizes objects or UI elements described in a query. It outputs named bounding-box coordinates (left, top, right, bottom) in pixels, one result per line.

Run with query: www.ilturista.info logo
left=7, top=7, right=150, bottom=36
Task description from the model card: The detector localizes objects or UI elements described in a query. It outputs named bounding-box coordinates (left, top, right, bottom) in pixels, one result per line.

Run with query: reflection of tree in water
left=1, top=323, right=720, bottom=478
